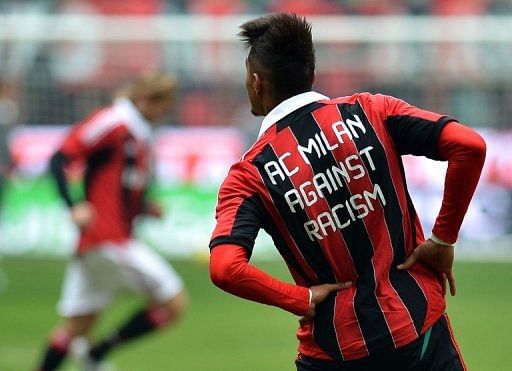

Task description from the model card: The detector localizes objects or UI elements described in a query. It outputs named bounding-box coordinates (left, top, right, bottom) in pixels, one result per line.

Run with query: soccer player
left=209, top=13, right=486, bottom=370
left=36, top=73, right=187, bottom=371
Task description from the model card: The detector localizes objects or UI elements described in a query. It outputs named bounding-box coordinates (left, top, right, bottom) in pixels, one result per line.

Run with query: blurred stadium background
left=0, top=0, right=511, bottom=370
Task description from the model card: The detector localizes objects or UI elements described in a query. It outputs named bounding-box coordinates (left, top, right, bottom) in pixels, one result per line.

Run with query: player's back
left=60, top=100, right=150, bottom=254
left=240, top=92, right=446, bottom=361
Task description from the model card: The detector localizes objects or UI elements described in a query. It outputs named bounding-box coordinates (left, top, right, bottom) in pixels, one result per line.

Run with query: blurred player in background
left=209, top=13, right=486, bottom=370
left=36, top=72, right=187, bottom=371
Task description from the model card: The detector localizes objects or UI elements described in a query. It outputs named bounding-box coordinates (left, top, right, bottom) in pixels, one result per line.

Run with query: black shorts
left=296, top=314, right=466, bottom=371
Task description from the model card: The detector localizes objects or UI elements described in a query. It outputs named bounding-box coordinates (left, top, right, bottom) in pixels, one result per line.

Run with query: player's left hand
left=145, top=202, right=163, bottom=218
left=396, top=239, right=456, bottom=296
left=300, top=281, right=352, bottom=325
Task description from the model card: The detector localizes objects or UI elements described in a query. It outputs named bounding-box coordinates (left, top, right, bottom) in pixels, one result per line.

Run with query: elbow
left=476, top=134, right=486, bottom=159
left=441, top=123, right=487, bottom=166
left=209, top=262, right=228, bottom=290
left=209, top=253, right=233, bottom=291
left=209, top=245, right=246, bottom=291
left=468, top=132, right=487, bottom=165
left=451, top=125, right=487, bottom=166
left=210, top=266, right=236, bottom=293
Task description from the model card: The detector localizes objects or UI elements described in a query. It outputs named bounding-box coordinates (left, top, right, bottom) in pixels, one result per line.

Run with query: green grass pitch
left=0, top=258, right=510, bottom=370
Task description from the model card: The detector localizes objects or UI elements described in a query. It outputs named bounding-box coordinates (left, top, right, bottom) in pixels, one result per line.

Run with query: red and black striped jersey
left=210, top=91, right=454, bottom=361
left=60, top=98, right=151, bottom=254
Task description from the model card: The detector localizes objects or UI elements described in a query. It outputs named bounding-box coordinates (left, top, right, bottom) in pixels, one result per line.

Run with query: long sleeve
left=209, top=244, right=310, bottom=316
left=49, top=151, right=74, bottom=208
left=432, top=122, right=486, bottom=244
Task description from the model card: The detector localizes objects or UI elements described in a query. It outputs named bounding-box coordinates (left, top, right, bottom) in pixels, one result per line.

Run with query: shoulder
left=218, top=157, right=261, bottom=200
left=221, top=160, right=252, bottom=187
left=75, top=105, right=130, bottom=145
left=327, top=93, right=407, bottom=122
left=326, top=92, right=388, bottom=107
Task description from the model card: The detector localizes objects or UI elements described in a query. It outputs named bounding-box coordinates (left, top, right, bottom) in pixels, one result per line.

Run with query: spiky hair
left=239, top=13, right=315, bottom=100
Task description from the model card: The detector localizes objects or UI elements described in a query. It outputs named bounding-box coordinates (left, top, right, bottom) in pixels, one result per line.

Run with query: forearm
left=49, top=151, right=74, bottom=207
left=432, top=122, right=486, bottom=244
left=209, top=244, right=310, bottom=316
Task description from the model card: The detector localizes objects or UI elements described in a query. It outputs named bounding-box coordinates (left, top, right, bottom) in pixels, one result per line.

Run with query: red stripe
left=313, top=104, right=418, bottom=348
left=271, top=126, right=367, bottom=358
left=270, top=129, right=357, bottom=282
left=334, top=288, right=369, bottom=359
left=357, top=100, right=417, bottom=253
left=444, top=314, right=468, bottom=370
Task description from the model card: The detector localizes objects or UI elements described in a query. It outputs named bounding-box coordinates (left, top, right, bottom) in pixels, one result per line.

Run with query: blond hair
left=115, top=72, right=177, bottom=102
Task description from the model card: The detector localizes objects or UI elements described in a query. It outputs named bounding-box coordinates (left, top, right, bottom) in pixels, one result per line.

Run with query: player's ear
left=312, top=70, right=316, bottom=85
left=252, top=72, right=263, bottom=96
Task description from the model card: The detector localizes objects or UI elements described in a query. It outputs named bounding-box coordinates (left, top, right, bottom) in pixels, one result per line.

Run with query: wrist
left=299, top=287, right=313, bottom=316
left=430, top=233, right=455, bottom=247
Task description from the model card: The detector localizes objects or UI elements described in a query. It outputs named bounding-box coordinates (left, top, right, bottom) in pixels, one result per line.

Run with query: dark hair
left=239, top=13, right=315, bottom=101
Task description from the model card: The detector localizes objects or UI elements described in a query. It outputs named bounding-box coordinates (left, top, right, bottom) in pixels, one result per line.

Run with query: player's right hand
left=397, top=239, right=456, bottom=296
left=300, top=281, right=352, bottom=324
left=71, top=202, right=95, bottom=230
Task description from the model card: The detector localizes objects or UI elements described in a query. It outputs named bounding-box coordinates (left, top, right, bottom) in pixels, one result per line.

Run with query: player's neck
left=262, top=96, right=282, bottom=116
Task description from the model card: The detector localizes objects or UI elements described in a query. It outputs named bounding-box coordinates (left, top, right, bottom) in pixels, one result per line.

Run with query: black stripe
left=385, top=115, right=455, bottom=160
left=231, top=194, right=264, bottom=255
left=339, top=102, right=427, bottom=335
left=399, top=160, right=418, bottom=250
left=399, top=162, right=428, bottom=335
left=209, top=195, right=264, bottom=256
left=288, top=112, right=394, bottom=358
left=254, top=145, right=336, bottom=284
left=422, top=315, right=466, bottom=370
left=258, top=201, right=315, bottom=286
left=309, top=294, right=340, bottom=361
left=276, top=102, right=326, bottom=133
left=209, top=194, right=263, bottom=253
left=86, top=147, right=112, bottom=199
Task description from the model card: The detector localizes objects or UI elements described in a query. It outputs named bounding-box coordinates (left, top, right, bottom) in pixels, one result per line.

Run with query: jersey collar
left=258, top=91, right=330, bottom=138
left=114, top=97, right=152, bottom=141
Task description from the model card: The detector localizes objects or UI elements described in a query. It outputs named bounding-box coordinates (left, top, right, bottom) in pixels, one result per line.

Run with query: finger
left=446, top=271, right=456, bottom=296
left=327, top=281, right=352, bottom=291
left=396, top=249, right=419, bottom=270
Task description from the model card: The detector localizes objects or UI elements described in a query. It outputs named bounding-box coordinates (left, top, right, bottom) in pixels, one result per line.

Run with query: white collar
left=113, top=97, right=152, bottom=141
left=258, top=91, right=330, bottom=138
